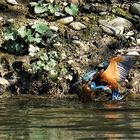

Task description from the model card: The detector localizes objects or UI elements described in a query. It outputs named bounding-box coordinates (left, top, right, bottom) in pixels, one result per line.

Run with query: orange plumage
left=96, top=55, right=137, bottom=90
left=97, top=57, right=123, bottom=90
left=82, top=54, right=139, bottom=100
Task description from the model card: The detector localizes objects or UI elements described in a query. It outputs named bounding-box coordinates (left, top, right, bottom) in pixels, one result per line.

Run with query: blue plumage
left=82, top=70, right=97, bottom=82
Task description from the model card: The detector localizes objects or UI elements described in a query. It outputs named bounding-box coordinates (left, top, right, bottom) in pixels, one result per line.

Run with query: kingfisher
left=82, top=52, right=139, bottom=100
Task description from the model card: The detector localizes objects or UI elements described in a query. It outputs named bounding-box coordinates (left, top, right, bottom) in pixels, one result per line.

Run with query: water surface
left=0, top=96, right=140, bottom=140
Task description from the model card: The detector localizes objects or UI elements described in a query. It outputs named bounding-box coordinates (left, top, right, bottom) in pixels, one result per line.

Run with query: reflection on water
left=0, top=97, right=140, bottom=140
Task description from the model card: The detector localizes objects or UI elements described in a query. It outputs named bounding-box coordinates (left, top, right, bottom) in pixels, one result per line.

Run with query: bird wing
left=117, top=55, right=137, bottom=82
left=102, top=55, right=138, bottom=84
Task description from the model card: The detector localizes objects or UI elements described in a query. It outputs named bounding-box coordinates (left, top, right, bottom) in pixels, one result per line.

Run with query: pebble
left=57, top=16, right=74, bottom=24
left=53, top=42, right=62, bottom=47
left=29, top=44, right=39, bottom=57
left=61, top=51, right=67, bottom=60
left=72, top=40, right=81, bottom=45
left=136, top=39, right=140, bottom=45
left=5, top=0, right=18, bottom=5
left=126, top=31, right=135, bottom=36
left=69, top=22, right=87, bottom=30
left=0, top=17, right=5, bottom=25
left=125, top=30, right=135, bottom=39
left=0, top=17, right=3, bottom=21
left=5, top=18, right=14, bottom=25
left=127, top=51, right=139, bottom=56
left=99, top=12, right=108, bottom=15
left=0, top=77, right=9, bottom=86
left=29, top=2, right=37, bottom=7
left=49, top=25, right=59, bottom=32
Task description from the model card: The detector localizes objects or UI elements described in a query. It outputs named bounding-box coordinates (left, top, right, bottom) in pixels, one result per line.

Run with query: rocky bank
left=0, top=0, right=140, bottom=100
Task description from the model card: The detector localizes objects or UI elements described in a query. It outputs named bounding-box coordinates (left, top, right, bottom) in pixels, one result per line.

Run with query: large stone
left=98, top=20, right=122, bottom=36
left=130, top=3, right=140, bottom=16
left=108, top=17, right=133, bottom=29
left=98, top=17, right=133, bottom=36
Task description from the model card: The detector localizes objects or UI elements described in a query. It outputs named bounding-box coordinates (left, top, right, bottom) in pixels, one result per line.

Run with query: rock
left=69, top=22, right=86, bottom=30
left=29, top=44, right=39, bottom=57
left=0, top=77, right=9, bottom=85
left=4, top=19, right=14, bottom=26
left=53, top=42, right=62, bottom=47
left=125, top=30, right=135, bottom=39
left=98, top=20, right=122, bottom=36
left=62, top=2, right=68, bottom=6
left=130, top=3, right=140, bottom=16
left=98, top=17, right=133, bottom=36
left=49, top=25, right=59, bottom=32
left=108, top=17, right=133, bottom=29
left=127, top=51, right=139, bottom=56
left=57, top=16, right=74, bottom=24
left=0, top=17, right=5, bottom=26
left=29, top=2, right=37, bottom=7
left=6, top=18, right=14, bottom=23
left=126, top=31, right=135, bottom=36
left=99, top=12, right=108, bottom=15
left=5, top=0, right=18, bottom=5
left=0, top=17, right=3, bottom=21
left=54, top=12, right=65, bottom=17
left=136, top=39, right=140, bottom=45
left=49, top=0, right=54, bottom=3
left=61, top=51, right=67, bottom=60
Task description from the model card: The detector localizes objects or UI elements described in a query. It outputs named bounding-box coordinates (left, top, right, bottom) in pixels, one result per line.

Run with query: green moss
left=112, top=6, right=133, bottom=21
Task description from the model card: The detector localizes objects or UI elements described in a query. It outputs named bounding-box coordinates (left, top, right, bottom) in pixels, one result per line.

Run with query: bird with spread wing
left=82, top=52, right=140, bottom=100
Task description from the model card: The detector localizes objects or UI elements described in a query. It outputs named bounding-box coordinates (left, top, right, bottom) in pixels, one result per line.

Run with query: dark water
left=0, top=97, right=140, bottom=140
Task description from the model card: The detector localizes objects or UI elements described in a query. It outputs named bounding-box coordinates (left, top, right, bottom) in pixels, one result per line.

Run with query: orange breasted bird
left=82, top=52, right=140, bottom=100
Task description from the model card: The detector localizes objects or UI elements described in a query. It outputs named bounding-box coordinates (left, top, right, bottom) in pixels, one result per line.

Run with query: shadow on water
left=0, top=97, right=140, bottom=140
